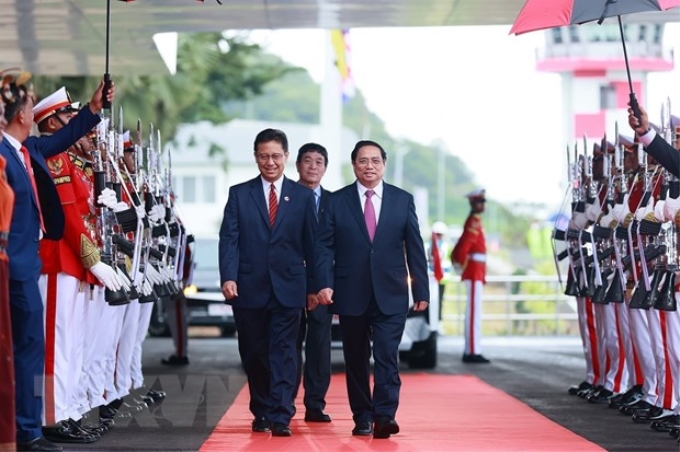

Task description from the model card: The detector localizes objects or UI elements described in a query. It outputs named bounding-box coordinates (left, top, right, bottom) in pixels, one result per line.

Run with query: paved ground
left=62, top=333, right=679, bottom=452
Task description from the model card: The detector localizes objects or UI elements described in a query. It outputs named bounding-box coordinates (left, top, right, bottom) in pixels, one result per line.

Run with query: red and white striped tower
left=537, top=20, right=674, bottom=147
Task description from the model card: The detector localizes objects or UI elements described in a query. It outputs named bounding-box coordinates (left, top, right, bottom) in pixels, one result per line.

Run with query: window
left=183, top=176, right=196, bottom=203
left=202, top=176, right=216, bottom=203
left=568, top=26, right=580, bottom=43
left=600, top=85, right=617, bottom=110
left=638, top=24, right=647, bottom=42
left=653, top=24, right=662, bottom=44
left=552, top=28, right=563, bottom=44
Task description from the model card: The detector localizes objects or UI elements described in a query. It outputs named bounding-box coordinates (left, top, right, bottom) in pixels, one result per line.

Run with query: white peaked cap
left=465, top=188, right=486, bottom=200
left=33, top=86, right=71, bottom=124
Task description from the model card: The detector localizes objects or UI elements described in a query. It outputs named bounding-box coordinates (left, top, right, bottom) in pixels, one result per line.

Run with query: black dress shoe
left=352, top=421, right=373, bottom=436
left=146, top=389, right=167, bottom=402
left=620, top=399, right=652, bottom=416
left=632, top=406, right=670, bottom=423
left=42, top=421, right=98, bottom=444
left=66, top=419, right=101, bottom=440
left=462, top=354, right=490, bottom=363
left=578, top=384, right=600, bottom=399
left=609, top=385, right=643, bottom=409
left=251, top=417, right=271, bottom=432
left=568, top=381, right=592, bottom=395
left=271, top=423, right=292, bottom=437
left=305, top=409, right=332, bottom=422
left=161, top=354, right=189, bottom=366
left=651, top=414, right=680, bottom=432
left=670, top=427, right=679, bottom=439
left=587, top=387, right=615, bottom=403
left=17, top=437, right=63, bottom=451
left=373, top=417, right=400, bottom=439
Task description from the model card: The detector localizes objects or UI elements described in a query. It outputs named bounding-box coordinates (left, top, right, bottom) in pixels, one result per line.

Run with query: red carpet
left=200, top=374, right=604, bottom=451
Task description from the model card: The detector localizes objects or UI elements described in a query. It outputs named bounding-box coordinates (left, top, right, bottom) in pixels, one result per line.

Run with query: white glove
left=97, top=188, right=118, bottom=210
left=148, top=205, right=165, bottom=223
left=135, top=204, right=146, bottom=219
left=115, top=267, right=132, bottom=292
left=585, top=199, right=602, bottom=223
left=452, top=263, right=463, bottom=275
left=144, top=264, right=164, bottom=286
left=634, top=197, right=653, bottom=221
left=611, top=201, right=630, bottom=223
left=160, top=265, right=175, bottom=282
left=140, top=279, right=154, bottom=297
left=90, top=262, right=123, bottom=291
left=654, top=199, right=666, bottom=222
left=569, top=211, right=588, bottom=230
left=598, top=210, right=616, bottom=228
left=664, top=196, right=680, bottom=222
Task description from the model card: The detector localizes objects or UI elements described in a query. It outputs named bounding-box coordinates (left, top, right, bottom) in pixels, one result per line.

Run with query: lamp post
left=393, top=145, right=408, bottom=188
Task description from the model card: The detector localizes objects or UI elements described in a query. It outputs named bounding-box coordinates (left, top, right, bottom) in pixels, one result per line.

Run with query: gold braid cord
left=80, top=234, right=101, bottom=269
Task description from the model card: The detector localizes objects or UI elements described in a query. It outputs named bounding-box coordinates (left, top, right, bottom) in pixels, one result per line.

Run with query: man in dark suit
left=292, top=142, right=333, bottom=423
left=315, top=140, right=430, bottom=439
left=1, top=79, right=112, bottom=452
left=219, top=128, right=317, bottom=437
left=628, top=103, right=679, bottom=177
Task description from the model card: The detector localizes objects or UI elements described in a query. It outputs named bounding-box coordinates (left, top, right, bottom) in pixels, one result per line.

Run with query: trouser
left=601, top=302, right=628, bottom=393
left=9, top=277, right=44, bottom=442
left=114, top=299, right=141, bottom=399
left=164, top=292, right=189, bottom=358
left=648, top=309, right=677, bottom=410
left=628, top=304, right=658, bottom=405
left=131, top=300, right=155, bottom=390
left=79, top=285, right=107, bottom=412
left=576, top=296, right=601, bottom=385
left=39, top=273, right=84, bottom=424
left=0, top=259, right=15, bottom=448
left=463, top=279, right=483, bottom=356
left=97, top=300, right=125, bottom=403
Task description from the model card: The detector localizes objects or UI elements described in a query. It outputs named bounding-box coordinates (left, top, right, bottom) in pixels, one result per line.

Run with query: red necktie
left=268, top=184, right=278, bottom=228
left=20, top=146, right=45, bottom=232
left=364, top=189, right=376, bottom=241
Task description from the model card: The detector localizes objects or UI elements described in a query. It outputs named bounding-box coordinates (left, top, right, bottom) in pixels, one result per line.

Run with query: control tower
left=537, top=21, right=674, bottom=145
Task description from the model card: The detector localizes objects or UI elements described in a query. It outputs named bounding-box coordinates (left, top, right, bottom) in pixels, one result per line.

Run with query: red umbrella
left=510, top=0, right=680, bottom=119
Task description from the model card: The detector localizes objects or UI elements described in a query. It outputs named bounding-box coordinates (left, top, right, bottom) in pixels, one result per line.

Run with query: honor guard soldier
left=451, top=188, right=489, bottom=363
left=35, top=87, right=124, bottom=444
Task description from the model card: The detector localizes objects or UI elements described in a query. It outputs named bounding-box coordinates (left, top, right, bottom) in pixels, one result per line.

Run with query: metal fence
left=441, top=275, right=580, bottom=336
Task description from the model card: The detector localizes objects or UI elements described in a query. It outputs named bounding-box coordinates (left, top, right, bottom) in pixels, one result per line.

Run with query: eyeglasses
left=256, top=153, right=285, bottom=163
left=355, top=158, right=384, bottom=167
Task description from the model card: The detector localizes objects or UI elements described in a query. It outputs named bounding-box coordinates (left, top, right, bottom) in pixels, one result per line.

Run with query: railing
left=441, top=275, right=580, bottom=336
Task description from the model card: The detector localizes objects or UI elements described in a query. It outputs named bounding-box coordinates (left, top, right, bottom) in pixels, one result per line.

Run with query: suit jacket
left=643, top=134, right=679, bottom=178
left=0, top=108, right=100, bottom=281
left=315, top=181, right=429, bottom=316
left=219, top=175, right=317, bottom=309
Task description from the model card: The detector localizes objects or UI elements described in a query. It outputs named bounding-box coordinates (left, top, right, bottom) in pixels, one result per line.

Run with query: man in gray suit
left=219, top=128, right=317, bottom=437
left=315, top=140, right=430, bottom=439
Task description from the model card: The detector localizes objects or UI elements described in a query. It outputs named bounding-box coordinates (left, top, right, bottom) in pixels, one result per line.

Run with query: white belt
left=470, top=253, right=486, bottom=263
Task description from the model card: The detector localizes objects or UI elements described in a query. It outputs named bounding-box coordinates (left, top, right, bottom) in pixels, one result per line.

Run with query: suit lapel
left=248, top=177, right=270, bottom=227
left=273, top=177, right=294, bottom=232
left=1, top=138, right=38, bottom=208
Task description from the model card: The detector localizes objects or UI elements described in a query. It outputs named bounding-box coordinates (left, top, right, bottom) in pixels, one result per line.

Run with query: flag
left=330, top=29, right=355, bottom=103
left=431, top=232, right=444, bottom=282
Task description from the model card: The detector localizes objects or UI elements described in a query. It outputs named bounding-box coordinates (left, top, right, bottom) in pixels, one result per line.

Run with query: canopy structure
left=1, top=0, right=676, bottom=76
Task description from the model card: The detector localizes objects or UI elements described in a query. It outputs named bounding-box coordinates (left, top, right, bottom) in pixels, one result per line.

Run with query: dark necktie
left=20, top=146, right=45, bottom=232
left=268, top=183, right=278, bottom=228
left=364, top=189, right=376, bottom=241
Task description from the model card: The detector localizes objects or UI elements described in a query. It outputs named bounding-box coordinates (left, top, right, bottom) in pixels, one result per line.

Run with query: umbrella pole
left=103, top=0, right=112, bottom=110
left=617, top=16, right=641, bottom=121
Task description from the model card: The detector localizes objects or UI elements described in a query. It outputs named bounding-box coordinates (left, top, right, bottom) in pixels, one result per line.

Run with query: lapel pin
left=284, top=196, right=290, bottom=202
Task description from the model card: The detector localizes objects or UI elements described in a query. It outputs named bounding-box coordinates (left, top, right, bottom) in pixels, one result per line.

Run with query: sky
left=248, top=23, right=680, bottom=208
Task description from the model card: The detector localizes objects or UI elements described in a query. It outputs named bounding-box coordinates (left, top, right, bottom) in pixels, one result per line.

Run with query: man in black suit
left=628, top=103, right=679, bottom=177
left=219, top=128, right=317, bottom=437
left=315, top=140, right=430, bottom=439
left=292, top=143, right=333, bottom=423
